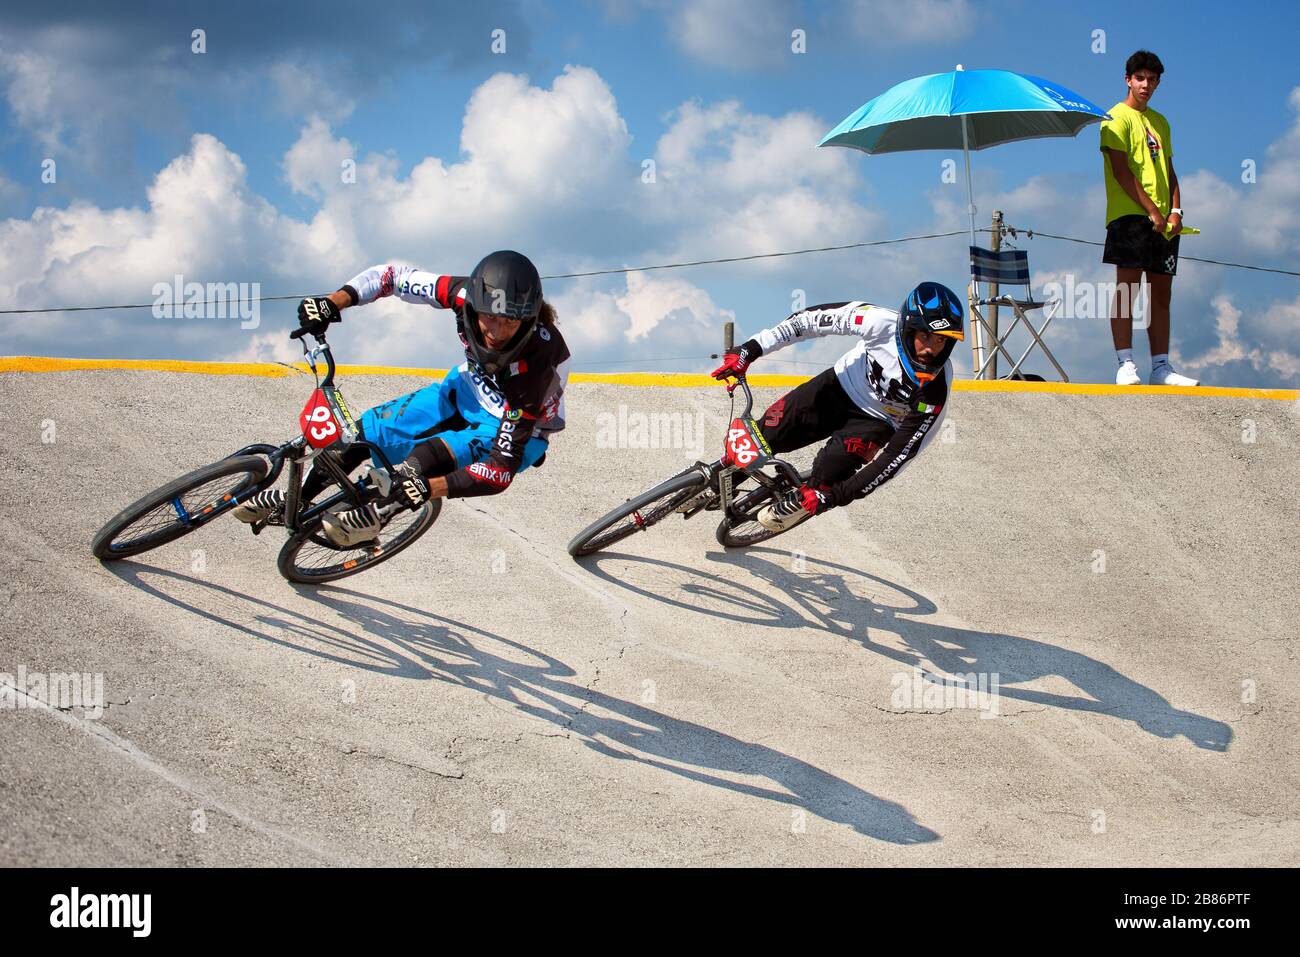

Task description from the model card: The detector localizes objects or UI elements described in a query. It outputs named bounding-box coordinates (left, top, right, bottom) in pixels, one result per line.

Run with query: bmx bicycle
left=567, top=375, right=812, bottom=557
left=91, top=328, right=439, bottom=583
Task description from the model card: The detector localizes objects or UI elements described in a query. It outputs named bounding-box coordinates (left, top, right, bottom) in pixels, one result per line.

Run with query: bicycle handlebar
left=290, top=328, right=336, bottom=387
left=725, top=374, right=755, bottom=418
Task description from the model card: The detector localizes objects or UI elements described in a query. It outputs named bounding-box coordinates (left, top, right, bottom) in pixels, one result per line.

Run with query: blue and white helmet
left=896, top=281, right=966, bottom=383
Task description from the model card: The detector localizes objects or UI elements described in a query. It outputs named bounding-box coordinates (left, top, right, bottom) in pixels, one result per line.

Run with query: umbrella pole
left=960, top=114, right=985, bottom=377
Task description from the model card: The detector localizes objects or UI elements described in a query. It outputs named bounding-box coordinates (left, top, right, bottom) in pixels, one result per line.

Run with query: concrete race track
left=1, top=364, right=1297, bottom=866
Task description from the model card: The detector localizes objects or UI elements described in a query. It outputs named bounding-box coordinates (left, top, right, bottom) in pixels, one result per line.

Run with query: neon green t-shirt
left=1099, top=101, right=1173, bottom=225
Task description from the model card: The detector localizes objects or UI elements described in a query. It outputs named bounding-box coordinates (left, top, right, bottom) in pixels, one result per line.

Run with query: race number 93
left=300, top=389, right=342, bottom=449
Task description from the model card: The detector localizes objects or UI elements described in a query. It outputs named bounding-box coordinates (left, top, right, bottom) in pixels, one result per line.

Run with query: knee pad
left=409, top=438, right=458, bottom=477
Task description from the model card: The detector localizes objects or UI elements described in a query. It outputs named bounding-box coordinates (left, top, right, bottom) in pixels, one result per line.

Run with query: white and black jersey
left=740, top=302, right=950, bottom=506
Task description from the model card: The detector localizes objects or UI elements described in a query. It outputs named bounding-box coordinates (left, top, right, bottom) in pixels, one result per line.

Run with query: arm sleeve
left=341, top=265, right=469, bottom=310
left=745, top=302, right=889, bottom=359
left=1098, top=116, right=1130, bottom=156
left=824, top=376, right=949, bottom=508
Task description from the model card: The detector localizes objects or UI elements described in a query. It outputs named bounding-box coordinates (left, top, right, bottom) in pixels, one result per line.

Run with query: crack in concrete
left=872, top=705, right=953, bottom=716
left=339, top=744, right=464, bottom=780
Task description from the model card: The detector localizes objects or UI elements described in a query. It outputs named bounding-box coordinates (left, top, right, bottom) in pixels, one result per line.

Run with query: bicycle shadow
left=577, top=548, right=1231, bottom=752
left=102, top=561, right=938, bottom=844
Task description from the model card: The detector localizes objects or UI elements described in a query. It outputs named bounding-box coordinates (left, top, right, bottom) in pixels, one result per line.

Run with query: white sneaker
left=1150, top=363, right=1199, bottom=387
left=757, top=489, right=813, bottom=532
left=1115, top=360, right=1141, bottom=386
left=321, top=503, right=382, bottom=547
left=232, top=488, right=285, bottom=524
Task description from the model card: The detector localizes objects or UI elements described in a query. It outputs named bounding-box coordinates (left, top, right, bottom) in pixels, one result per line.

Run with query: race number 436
left=725, top=418, right=766, bottom=467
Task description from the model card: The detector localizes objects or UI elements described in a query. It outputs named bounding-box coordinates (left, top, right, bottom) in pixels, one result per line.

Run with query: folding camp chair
left=967, top=246, right=1068, bottom=381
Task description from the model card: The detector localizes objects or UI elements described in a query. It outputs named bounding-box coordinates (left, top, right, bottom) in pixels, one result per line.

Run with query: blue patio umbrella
left=820, top=67, right=1111, bottom=245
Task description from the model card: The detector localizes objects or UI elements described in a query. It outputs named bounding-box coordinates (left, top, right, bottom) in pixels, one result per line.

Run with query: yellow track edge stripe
left=1, top=356, right=1295, bottom=401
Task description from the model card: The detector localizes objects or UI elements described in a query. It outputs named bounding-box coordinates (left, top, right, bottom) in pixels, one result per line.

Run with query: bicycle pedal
left=678, top=489, right=717, bottom=518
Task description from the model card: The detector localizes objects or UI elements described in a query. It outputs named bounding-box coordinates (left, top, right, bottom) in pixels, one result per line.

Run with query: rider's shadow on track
left=578, top=547, right=1231, bottom=752
left=105, top=561, right=938, bottom=846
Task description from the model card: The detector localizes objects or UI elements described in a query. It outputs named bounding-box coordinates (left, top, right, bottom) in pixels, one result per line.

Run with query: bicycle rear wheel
left=567, top=470, right=708, bottom=557
left=92, top=455, right=270, bottom=561
left=277, top=499, right=440, bottom=584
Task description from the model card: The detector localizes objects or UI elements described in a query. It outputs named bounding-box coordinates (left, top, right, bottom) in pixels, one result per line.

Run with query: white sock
left=1152, top=353, right=1170, bottom=368
left=1117, top=348, right=1134, bottom=366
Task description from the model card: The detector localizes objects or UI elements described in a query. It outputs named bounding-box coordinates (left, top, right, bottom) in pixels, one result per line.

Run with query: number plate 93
left=299, top=388, right=356, bottom=449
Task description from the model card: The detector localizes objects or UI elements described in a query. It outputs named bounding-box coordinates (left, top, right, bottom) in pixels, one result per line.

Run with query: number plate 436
left=724, top=417, right=772, bottom=469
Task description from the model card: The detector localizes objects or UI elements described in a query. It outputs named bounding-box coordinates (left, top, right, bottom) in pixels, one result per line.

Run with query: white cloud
left=619, top=269, right=735, bottom=341
left=646, top=99, right=876, bottom=264
left=0, top=66, right=852, bottom=375
left=0, top=48, right=62, bottom=152
left=283, top=116, right=357, bottom=199
left=669, top=0, right=798, bottom=69
left=1172, top=86, right=1300, bottom=260
left=268, top=60, right=356, bottom=123
left=1180, top=294, right=1300, bottom=382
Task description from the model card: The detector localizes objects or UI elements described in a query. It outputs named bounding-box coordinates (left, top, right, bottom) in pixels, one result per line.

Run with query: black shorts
left=1103, top=213, right=1180, bottom=276
left=756, top=368, right=894, bottom=489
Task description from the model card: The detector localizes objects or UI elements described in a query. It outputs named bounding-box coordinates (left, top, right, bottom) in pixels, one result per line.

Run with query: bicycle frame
left=681, top=376, right=806, bottom=522
left=226, top=332, right=400, bottom=536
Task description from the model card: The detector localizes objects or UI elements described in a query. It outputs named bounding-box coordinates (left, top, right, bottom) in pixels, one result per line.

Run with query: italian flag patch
left=917, top=402, right=941, bottom=414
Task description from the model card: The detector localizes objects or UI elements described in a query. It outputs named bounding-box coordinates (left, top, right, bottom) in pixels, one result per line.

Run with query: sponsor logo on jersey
left=843, top=437, right=877, bottom=460
left=505, top=407, right=522, bottom=421
left=468, top=462, right=512, bottom=487
left=398, top=280, right=437, bottom=299
left=541, top=391, right=562, bottom=422
left=538, top=326, right=551, bottom=341
left=496, top=419, right=517, bottom=454
left=468, top=369, right=506, bottom=413
left=763, top=397, right=786, bottom=428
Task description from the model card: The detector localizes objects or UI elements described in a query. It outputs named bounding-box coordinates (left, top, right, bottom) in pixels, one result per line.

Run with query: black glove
left=297, top=296, right=342, bottom=336
left=389, top=459, right=430, bottom=510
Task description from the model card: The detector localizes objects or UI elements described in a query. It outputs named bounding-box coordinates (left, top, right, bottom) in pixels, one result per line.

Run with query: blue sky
left=2, top=0, right=1299, bottom=385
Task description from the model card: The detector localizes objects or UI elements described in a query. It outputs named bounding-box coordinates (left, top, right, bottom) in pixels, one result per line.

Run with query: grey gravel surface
left=1, top=370, right=1296, bottom=866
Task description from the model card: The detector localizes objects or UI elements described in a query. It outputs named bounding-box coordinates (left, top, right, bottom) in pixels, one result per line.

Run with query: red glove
left=711, top=340, right=762, bottom=380
left=798, top=485, right=829, bottom=516
left=711, top=352, right=750, bottom=380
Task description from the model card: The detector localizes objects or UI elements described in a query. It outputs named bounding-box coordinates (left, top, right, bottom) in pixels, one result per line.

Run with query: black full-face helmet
left=458, top=250, right=543, bottom=375
left=895, top=281, right=966, bottom=384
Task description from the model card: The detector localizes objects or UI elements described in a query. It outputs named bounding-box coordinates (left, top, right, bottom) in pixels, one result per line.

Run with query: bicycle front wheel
left=716, top=481, right=790, bottom=548
left=567, top=470, right=709, bottom=558
left=92, top=455, right=270, bottom=561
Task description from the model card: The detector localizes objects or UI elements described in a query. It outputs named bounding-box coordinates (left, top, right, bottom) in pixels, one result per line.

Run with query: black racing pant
left=756, top=368, right=893, bottom=489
